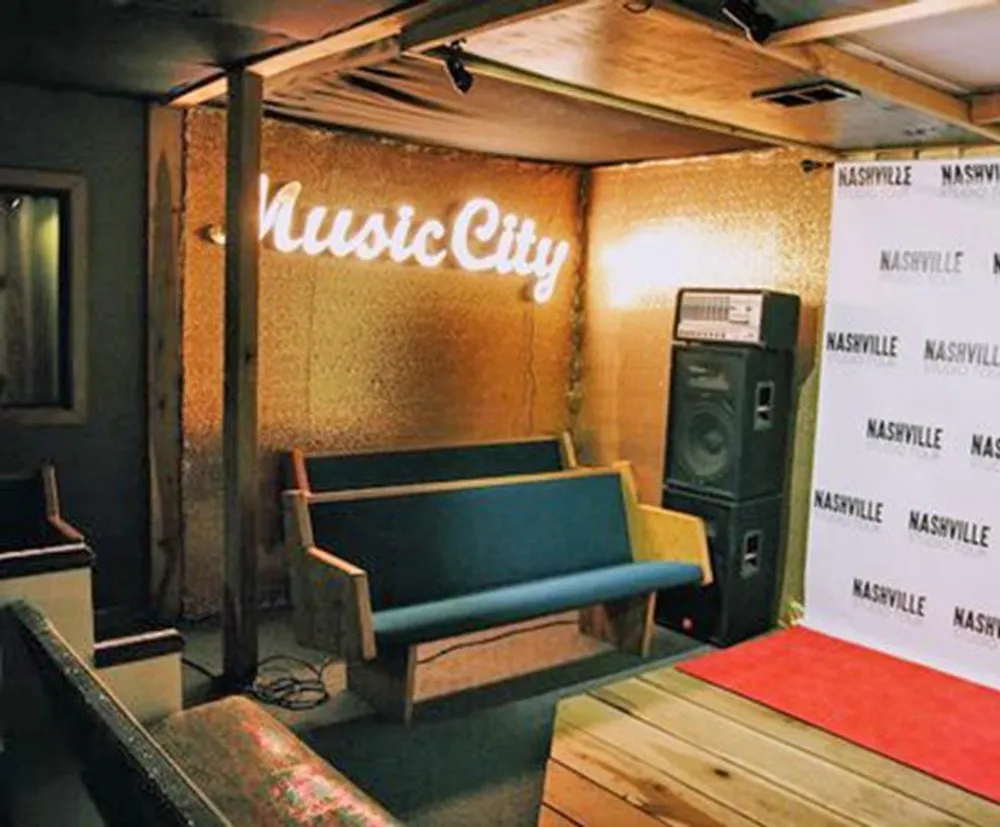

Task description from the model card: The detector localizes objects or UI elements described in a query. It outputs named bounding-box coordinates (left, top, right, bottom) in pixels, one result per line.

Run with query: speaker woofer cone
left=676, top=401, right=736, bottom=483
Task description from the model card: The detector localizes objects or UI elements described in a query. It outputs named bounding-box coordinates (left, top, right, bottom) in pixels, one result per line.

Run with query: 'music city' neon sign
left=212, top=175, right=572, bottom=304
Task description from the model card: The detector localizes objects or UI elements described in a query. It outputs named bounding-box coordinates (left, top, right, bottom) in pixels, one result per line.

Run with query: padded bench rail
left=2, top=601, right=405, bottom=827
left=1, top=601, right=230, bottom=827
left=151, top=697, right=403, bottom=827
left=285, top=464, right=712, bottom=722
left=282, top=432, right=577, bottom=494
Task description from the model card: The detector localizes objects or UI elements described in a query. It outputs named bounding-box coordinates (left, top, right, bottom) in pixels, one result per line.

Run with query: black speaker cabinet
left=665, top=343, right=794, bottom=501
left=657, top=490, right=784, bottom=647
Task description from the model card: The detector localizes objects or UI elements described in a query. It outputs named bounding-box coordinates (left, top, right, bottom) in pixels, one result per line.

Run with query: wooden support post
left=222, top=70, right=263, bottom=690
left=147, top=104, right=185, bottom=622
left=347, top=646, right=417, bottom=724
left=580, top=593, right=656, bottom=657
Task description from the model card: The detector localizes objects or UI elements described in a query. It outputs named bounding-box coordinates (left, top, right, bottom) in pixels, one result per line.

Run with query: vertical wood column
left=147, top=104, right=185, bottom=622
left=222, top=70, right=263, bottom=689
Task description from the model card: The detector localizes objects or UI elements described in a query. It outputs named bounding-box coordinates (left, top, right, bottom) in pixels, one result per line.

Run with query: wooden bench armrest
left=305, top=546, right=377, bottom=661
left=613, top=461, right=713, bottom=585
left=47, top=514, right=85, bottom=543
left=636, top=504, right=713, bottom=586
left=307, top=545, right=365, bottom=578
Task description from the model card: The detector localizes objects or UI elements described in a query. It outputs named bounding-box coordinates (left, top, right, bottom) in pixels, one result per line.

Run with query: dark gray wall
left=0, top=83, right=148, bottom=621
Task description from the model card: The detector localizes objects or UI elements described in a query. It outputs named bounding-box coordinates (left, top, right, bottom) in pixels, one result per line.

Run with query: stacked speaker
left=657, top=288, right=800, bottom=646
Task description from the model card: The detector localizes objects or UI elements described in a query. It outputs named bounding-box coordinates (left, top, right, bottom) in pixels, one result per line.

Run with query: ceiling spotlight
left=443, top=41, right=474, bottom=95
left=801, top=159, right=834, bottom=174
left=720, top=0, right=776, bottom=45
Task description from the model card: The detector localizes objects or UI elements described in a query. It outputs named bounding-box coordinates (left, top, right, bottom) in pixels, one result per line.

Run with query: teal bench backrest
left=282, top=437, right=565, bottom=493
left=308, top=471, right=632, bottom=610
left=0, top=471, right=50, bottom=551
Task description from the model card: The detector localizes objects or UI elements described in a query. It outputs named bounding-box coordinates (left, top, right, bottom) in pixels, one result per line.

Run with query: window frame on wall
left=0, top=167, right=88, bottom=425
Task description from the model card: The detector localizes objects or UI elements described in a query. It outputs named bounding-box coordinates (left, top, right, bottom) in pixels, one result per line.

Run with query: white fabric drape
left=0, top=194, right=61, bottom=407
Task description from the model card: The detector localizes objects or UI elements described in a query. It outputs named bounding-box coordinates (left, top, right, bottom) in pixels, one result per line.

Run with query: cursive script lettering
left=243, top=175, right=570, bottom=303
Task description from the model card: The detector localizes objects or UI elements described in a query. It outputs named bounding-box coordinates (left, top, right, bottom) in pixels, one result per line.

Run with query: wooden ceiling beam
left=169, top=1, right=583, bottom=107
left=650, top=1, right=1000, bottom=144
left=169, top=0, right=457, bottom=106
left=972, top=92, right=1000, bottom=124
left=414, top=49, right=840, bottom=160
left=768, top=0, right=1000, bottom=47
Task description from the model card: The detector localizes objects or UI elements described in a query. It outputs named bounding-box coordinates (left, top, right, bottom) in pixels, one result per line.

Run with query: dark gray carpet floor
left=298, top=628, right=706, bottom=827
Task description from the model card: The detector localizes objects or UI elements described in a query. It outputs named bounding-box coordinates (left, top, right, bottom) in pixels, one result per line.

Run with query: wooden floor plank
left=539, top=803, right=582, bottom=827
left=551, top=721, right=760, bottom=827
left=594, top=678, right=975, bottom=827
left=558, top=696, right=861, bottom=827
left=544, top=759, right=671, bottom=827
left=642, top=669, right=1000, bottom=827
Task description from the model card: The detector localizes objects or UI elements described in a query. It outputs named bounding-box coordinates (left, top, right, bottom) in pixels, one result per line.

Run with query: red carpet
left=678, top=626, right=1000, bottom=803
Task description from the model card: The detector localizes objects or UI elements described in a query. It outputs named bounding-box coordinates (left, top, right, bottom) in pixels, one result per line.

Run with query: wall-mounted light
left=721, top=0, right=776, bottom=45
left=443, top=41, right=474, bottom=95
left=0, top=195, right=23, bottom=215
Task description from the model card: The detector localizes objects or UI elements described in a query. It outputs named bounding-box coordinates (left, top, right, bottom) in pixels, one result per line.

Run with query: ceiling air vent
left=752, top=80, right=861, bottom=108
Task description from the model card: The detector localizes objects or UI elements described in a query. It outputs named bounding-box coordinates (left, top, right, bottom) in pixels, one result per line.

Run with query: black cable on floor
left=181, top=656, right=218, bottom=681
left=182, top=654, right=337, bottom=712
left=417, top=618, right=577, bottom=665
left=245, top=654, right=337, bottom=711
left=182, top=617, right=578, bottom=710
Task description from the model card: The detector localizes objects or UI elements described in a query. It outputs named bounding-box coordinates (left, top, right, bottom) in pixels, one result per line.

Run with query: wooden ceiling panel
left=266, top=55, right=763, bottom=164
left=851, top=6, right=1000, bottom=89
left=466, top=2, right=819, bottom=139
left=465, top=0, right=979, bottom=149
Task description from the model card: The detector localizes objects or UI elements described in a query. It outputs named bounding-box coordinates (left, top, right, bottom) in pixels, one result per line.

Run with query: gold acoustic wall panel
left=182, top=109, right=583, bottom=617
left=580, top=149, right=831, bottom=611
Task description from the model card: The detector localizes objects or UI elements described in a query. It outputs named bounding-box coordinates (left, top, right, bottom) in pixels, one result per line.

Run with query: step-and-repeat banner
left=804, top=158, right=1000, bottom=690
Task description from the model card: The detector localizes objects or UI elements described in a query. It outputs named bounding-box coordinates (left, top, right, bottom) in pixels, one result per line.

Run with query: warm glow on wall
left=599, top=220, right=779, bottom=308
left=209, top=174, right=572, bottom=304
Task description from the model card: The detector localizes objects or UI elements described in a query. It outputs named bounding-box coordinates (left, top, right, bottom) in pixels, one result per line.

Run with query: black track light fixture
left=443, top=41, right=474, bottom=95
left=720, top=0, right=776, bottom=45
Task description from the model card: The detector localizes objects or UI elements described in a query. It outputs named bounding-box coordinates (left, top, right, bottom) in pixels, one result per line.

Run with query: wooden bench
left=284, top=463, right=712, bottom=722
left=281, top=432, right=577, bottom=494
left=0, top=464, right=87, bottom=554
left=0, top=464, right=185, bottom=724
left=0, top=465, right=96, bottom=658
left=1, top=600, right=403, bottom=827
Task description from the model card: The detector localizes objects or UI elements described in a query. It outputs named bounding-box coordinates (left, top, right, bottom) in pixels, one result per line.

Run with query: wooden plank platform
left=539, top=665, right=1000, bottom=827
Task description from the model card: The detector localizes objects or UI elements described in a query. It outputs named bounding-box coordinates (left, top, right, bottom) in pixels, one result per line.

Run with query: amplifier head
left=674, top=288, right=800, bottom=351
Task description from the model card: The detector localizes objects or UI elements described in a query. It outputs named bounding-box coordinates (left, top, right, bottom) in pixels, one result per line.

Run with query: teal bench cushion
left=372, top=561, right=703, bottom=646
left=309, top=472, right=632, bottom=610
left=285, top=438, right=564, bottom=493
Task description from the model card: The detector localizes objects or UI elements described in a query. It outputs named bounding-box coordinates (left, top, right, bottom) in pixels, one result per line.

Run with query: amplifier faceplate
left=675, top=291, right=765, bottom=345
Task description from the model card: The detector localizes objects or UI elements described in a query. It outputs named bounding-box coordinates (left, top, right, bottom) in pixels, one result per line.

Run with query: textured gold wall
left=183, top=110, right=583, bottom=617
left=580, top=149, right=832, bottom=611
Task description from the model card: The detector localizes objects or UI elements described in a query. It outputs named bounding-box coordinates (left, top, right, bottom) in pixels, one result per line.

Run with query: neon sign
left=212, top=175, right=572, bottom=304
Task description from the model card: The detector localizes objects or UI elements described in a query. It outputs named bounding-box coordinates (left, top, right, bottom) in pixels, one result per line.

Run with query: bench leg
left=580, top=592, right=656, bottom=657
left=347, top=645, right=417, bottom=724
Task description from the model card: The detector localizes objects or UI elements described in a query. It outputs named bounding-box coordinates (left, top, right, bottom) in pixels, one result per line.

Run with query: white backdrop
left=804, top=158, right=1000, bottom=690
